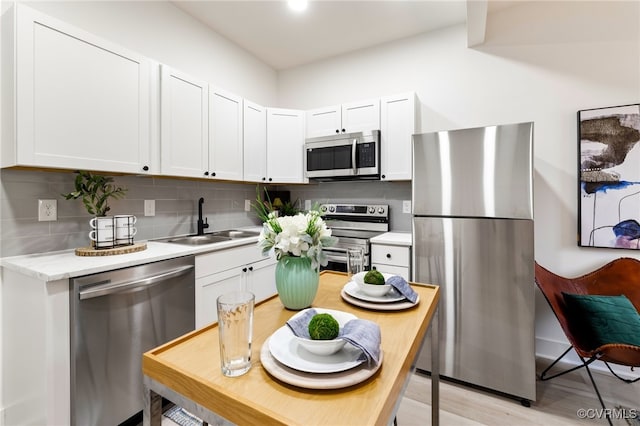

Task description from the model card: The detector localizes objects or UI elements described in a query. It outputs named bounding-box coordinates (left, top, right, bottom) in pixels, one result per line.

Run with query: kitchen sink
left=209, top=229, right=261, bottom=239
left=155, top=229, right=261, bottom=246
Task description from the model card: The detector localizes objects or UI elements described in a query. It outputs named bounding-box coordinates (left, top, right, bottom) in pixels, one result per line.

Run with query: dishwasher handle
left=79, top=264, right=194, bottom=300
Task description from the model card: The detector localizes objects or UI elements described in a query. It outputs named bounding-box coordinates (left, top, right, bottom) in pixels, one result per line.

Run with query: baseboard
left=536, top=337, right=638, bottom=380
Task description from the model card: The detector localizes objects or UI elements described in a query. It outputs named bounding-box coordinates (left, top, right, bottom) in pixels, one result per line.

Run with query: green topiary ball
left=364, top=270, right=385, bottom=285
left=308, top=313, right=339, bottom=340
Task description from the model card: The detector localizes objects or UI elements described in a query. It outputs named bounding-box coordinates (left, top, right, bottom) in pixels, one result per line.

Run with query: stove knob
left=368, top=206, right=375, bottom=214
left=320, top=205, right=327, bottom=212
left=329, top=206, right=335, bottom=213
left=378, top=207, right=385, bottom=214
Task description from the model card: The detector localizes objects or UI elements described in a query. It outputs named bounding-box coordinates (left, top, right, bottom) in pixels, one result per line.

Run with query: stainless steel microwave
left=305, top=130, right=380, bottom=180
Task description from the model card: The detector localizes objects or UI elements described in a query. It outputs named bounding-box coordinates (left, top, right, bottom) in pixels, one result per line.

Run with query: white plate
left=261, top=337, right=383, bottom=389
left=343, top=280, right=406, bottom=303
left=268, top=308, right=364, bottom=374
left=341, top=287, right=420, bottom=311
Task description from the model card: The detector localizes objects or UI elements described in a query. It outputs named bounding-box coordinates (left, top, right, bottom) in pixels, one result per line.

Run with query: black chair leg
left=540, top=345, right=596, bottom=381
left=582, top=359, right=613, bottom=426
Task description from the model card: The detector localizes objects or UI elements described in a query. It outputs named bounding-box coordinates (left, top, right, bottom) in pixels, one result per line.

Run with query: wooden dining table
left=142, top=270, right=440, bottom=426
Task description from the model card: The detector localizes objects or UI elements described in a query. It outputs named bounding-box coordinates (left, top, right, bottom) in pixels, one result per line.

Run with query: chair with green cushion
left=535, top=258, right=640, bottom=426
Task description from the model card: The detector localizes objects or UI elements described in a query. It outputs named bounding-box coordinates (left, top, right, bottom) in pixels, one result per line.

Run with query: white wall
left=25, top=0, right=278, bottom=105
left=278, top=1, right=640, bottom=366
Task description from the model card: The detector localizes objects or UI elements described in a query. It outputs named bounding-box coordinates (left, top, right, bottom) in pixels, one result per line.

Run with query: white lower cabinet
left=195, top=245, right=277, bottom=327
left=371, top=243, right=411, bottom=280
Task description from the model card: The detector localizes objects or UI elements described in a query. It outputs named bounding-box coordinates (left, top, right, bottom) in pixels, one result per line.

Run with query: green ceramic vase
left=275, top=256, right=320, bottom=310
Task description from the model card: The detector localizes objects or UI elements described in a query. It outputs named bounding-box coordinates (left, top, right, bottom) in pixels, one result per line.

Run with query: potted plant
left=62, top=170, right=127, bottom=248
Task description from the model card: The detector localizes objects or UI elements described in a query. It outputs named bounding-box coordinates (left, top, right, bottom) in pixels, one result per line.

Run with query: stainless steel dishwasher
left=70, top=256, right=195, bottom=426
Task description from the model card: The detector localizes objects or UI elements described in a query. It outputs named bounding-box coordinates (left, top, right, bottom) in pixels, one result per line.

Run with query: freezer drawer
left=413, top=216, right=536, bottom=401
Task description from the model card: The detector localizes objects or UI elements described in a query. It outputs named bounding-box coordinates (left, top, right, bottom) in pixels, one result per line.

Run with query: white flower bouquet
left=258, top=209, right=337, bottom=271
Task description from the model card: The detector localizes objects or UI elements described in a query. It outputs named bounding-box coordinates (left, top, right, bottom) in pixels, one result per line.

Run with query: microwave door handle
left=352, top=138, right=357, bottom=175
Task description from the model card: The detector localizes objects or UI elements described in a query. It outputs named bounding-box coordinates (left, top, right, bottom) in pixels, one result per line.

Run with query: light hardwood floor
left=396, top=359, right=640, bottom=426
left=162, top=357, right=639, bottom=426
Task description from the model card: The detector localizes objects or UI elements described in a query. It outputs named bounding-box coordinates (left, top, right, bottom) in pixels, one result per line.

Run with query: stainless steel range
left=319, top=203, right=389, bottom=272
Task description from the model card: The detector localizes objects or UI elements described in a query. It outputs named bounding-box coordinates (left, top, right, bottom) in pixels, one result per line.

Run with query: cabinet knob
left=372, top=266, right=377, bottom=270
left=248, top=266, right=254, bottom=271
left=341, top=128, right=346, bottom=133
left=212, top=172, right=216, bottom=177
left=142, top=165, right=149, bottom=171
left=242, top=267, right=248, bottom=272
left=262, top=177, right=266, bottom=181
left=381, top=174, right=386, bottom=179
left=268, top=177, right=273, bottom=182
left=386, top=253, right=391, bottom=259
left=204, top=171, right=209, bottom=176
left=335, top=129, right=340, bottom=133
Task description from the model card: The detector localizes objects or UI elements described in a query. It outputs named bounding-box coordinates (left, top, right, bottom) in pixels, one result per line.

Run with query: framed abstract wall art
left=579, top=103, right=640, bottom=249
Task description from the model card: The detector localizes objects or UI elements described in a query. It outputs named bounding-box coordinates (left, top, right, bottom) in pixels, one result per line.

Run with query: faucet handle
left=204, top=218, right=209, bottom=229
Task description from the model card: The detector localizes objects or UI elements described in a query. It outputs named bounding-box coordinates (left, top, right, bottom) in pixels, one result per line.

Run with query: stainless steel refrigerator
left=412, top=122, right=536, bottom=403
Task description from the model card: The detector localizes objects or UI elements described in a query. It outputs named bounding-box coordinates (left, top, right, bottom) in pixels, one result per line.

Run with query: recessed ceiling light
left=288, top=0, right=308, bottom=12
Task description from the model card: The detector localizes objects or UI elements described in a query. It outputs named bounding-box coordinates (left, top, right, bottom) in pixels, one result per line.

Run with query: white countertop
left=370, top=232, right=412, bottom=246
left=0, top=229, right=262, bottom=282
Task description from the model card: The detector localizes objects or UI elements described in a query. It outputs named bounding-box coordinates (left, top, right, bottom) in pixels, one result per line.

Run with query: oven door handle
left=325, top=247, right=348, bottom=254
left=325, top=254, right=348, bottom=263
left=351, top=138, right=357, bottom=175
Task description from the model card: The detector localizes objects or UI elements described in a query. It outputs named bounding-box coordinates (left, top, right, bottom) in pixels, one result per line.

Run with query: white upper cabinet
left=160, top=65, right=209, bottom=178
left=341, top=98, right=381, bottom=134
left=267, top=108, right=306, bottom=184
left=305, top=105, right=341, bottom=138
left=243, top=100, right=267, bottom=183
left=380, top=92, right=419, bottom=181
left=306, top=99, right=380, bottom=138
left=209, top=87, right=243, bottom=181
left=5, top=5, right=152, bottom=174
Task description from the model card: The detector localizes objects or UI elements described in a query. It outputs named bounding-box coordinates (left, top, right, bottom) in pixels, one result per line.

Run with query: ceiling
left=171, top=0, right=507, bottom=70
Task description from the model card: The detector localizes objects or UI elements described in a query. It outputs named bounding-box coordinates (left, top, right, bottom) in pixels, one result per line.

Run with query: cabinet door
left=14, top=5, right=151, bottom=174
left=341, top=98, right=380, bottom=134
left=160, top=66, right=209, bottom=178
left=209, top=87, right=243, bottom=181
left=243, top=100, right=267, bottom=183
left=305, top=105, right=341, bottom=138
left=380, top=93, right=417, bottom=181
left=266, top=108, right=306, bottom=183
left=195, top=268, right=243, bottom=328
left=248, top=258, right=277, bottom=302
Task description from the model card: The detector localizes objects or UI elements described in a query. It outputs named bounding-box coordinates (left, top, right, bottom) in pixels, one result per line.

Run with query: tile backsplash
left=0, top=169, right=412, bottom=258
left=0, top=169, right=261, bottom=257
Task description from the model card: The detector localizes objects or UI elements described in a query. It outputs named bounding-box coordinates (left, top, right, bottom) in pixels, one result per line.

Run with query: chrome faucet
left=197, top=197, right=209, bottom=235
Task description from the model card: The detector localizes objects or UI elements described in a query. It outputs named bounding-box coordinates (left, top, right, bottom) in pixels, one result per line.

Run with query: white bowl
left=295, top=336, right=346, bottom=356
left=352, top=271, right=393, bottom=297
left=291, top=308, right=357, bottom=356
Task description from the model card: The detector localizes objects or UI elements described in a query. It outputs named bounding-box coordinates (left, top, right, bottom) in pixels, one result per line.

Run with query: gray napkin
left=386, top=275, right=418, bottom=303
left=286, top=308, right=382, bottom=366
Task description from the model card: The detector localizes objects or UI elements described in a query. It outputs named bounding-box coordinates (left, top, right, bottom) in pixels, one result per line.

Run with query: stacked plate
left=260, top=308, right=383, bottom=389
left=341, top=273, right=420, bottom=310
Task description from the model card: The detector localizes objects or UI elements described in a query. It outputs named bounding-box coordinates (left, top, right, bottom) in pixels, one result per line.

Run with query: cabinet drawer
left=371, top=244, right=410, bottom=267
left=371, top=264, right=409, bottom=281
left=196, top=244, right=264, bottom=278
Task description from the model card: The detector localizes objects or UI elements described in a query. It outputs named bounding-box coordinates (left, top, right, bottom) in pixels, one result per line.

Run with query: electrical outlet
left=402, top=200, right=412, bottom=214
left=245, top=199, right=251, bottom=212
left=144, top=200, right=155, bottom=217
left=38, top=199, right=57, bottom=221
